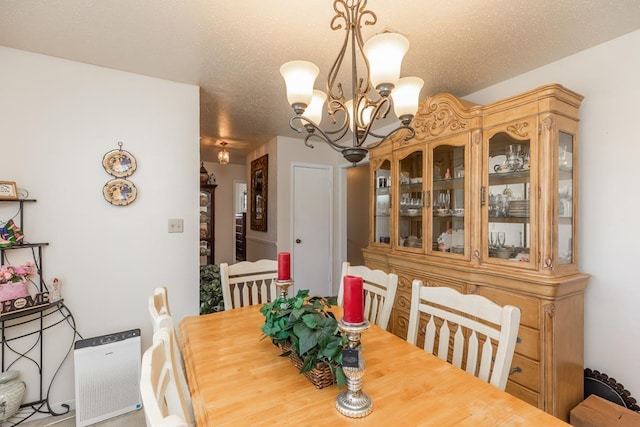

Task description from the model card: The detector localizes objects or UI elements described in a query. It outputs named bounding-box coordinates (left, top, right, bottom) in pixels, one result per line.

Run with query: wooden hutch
left=364, top=84, right=589, bottom=421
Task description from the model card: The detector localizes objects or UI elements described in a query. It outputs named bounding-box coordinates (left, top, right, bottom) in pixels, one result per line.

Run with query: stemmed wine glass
left=489, top=232, right=497, bottom=249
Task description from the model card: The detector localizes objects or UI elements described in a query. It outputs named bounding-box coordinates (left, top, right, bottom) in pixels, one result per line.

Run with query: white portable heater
left=74, top=329, right=142, bottom=426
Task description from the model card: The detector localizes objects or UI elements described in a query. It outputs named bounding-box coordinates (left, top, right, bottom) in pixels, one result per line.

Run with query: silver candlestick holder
left=336, top=319, right=372, bottom=418
left=275, top=279, right=293, bottom=299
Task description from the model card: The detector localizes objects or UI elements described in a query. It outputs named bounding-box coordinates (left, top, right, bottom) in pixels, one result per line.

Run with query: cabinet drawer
left=477, top=287, right=539, bottom=329
left=506, top=380, right=540, bottom=408
left=508, top=353, right=540, bottom=392
left=515, top=325, right=539, bottom=361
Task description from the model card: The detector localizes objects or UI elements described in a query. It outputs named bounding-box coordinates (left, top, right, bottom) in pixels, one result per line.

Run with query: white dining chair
left=140, top=327, right=190, bottom=427
left=406, top=280, right=521, bottom=390
left=148, top=288, right=194, bottom=425
left=149, top=286, right=171, bottom=318
left=220, top=259, right=278, bottom=310
left=337, top=262, right=398, bottom=330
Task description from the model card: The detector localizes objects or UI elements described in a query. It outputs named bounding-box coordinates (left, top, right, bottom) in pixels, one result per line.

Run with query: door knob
left=295, top=239, right=302, bottom=244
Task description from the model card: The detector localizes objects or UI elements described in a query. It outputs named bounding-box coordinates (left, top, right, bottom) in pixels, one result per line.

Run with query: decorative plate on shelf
left=489, top=155, right=508, bottom=174
left=102, top=146, right=137, bottom=178
left=103, top=179, right=137, bottom=206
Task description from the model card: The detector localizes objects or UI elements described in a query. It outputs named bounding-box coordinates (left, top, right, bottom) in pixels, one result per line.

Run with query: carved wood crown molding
left=507, top=122, right=530, bottom=138
left=412, top=99, right=469, bottom=139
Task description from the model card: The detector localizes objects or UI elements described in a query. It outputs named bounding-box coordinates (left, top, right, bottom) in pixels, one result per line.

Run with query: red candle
left=343, top=275, right=364, bottom=324
left=277, top=252, right=291, bottom=281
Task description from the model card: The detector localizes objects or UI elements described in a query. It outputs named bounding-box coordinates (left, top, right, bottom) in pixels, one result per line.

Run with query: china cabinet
left=364, top=85, right=588, bottom=421
left=200, top=184, right=216, bottom=265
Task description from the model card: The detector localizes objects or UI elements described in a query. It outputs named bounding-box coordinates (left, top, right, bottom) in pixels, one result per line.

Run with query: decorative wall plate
left=102, top=143, right=137, bottom=178
left=103, top=179, right=137, bottom=206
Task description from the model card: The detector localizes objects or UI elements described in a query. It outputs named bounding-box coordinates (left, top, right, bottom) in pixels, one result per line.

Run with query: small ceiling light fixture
left=217, top=141, right=230, bottom=165
left=281, top=0, right=424, bottom=165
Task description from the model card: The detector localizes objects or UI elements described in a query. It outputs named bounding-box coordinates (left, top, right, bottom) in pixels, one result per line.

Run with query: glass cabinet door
left=397, top=150, right=423, bottom=250
left=431, top=142, right=466, bottom=255
left=486, top=131, right=534, bottom=266
left=373, top=159, right=391, bottom=245
left=557, top=132, right=574, bottom=265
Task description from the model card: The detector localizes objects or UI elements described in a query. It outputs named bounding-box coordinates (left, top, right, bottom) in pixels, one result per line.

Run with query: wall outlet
left=168, top=219, right=184, bottom=233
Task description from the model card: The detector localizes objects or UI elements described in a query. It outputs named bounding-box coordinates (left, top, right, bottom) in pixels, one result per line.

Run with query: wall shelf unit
left=0, top=199, right=78, bottom=425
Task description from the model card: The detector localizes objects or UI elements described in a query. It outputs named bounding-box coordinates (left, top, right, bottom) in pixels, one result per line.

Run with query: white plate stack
left=507, top=200, right=529, bottom=217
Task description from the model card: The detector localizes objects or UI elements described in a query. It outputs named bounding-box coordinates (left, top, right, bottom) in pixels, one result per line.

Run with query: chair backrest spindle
left=220, top=260, right=278, bottom=310
left=406, top=280, right=521, bottom=391
left=337, top=262, right=398, bottom=330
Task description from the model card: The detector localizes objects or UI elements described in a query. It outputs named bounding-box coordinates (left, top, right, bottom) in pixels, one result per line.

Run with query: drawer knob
left=516, top=336, right=522, bottom=344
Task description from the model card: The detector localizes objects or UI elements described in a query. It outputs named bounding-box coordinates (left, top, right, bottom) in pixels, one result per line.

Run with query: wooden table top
left=180, top=305, right=568, bottom=426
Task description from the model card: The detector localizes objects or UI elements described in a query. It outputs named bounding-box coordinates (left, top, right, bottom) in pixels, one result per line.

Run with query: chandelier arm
left=327, top=99, right=350, bottom=135
left=365, top=124, right=416, bottom=151
left=290, top=115, right=351, bottom=151
left=354, top=2, right=375, bottom=94
left=327, top=1, right=351, bottom=102
left=351, top=97, right=391, bottom=142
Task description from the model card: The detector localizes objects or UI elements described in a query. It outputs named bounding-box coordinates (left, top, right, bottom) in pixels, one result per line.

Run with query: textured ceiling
left=2, top=0, right=640, bottom=164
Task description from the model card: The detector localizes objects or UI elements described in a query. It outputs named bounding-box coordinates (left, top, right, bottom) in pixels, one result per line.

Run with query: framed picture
left=250, top=154, right=268, bottom=231
left=0, top=181, right=18, bottom=200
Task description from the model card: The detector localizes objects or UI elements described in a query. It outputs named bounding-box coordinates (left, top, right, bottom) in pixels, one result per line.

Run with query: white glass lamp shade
left=364, top=32, right=409, bottom=92
left=218, top=148, right=230, bottom=165
left=346, top=99, right=374, bottom=132
left=280, top=61, right=320, bottom=112
left=392, top=77, right=424, bottom=119
left=305, top=90, right=327, bottom=125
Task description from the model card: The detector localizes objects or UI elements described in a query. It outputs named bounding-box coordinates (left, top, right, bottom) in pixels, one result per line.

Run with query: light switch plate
left=168, top=219, right=184, bottom=233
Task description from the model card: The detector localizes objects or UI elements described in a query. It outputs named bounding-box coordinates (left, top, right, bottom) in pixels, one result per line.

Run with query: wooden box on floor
left=570, top=395, right=640, bottom=427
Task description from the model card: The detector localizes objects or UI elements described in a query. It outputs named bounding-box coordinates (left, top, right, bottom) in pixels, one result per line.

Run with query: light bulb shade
left=280, top=60, right=320, bottom=110
left=218, top=148, right=230, bottom=165
left=364, top=32, right=409, bottom=90
left=346, top=99, right=374, bottom=132
left=305, top=90, right=327, bottom=124
left=392, top=77, right=424, bottom=118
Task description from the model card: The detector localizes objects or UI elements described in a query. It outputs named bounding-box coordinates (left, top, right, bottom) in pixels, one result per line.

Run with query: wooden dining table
left=180, top=305, right=569, bottom=426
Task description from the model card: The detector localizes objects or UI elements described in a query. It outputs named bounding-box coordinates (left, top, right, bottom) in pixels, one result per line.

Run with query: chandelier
left=280, top=0, right=423, bottom=165
left=217, top=141, right=230, bottom=165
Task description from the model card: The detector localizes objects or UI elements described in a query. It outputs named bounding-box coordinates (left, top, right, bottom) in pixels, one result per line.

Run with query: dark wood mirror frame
left=250, top=154, right=268, bottom=232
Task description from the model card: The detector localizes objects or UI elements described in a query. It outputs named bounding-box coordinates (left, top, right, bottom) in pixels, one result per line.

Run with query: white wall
left=202, top=161, right=247, bottom=265
left=0, top=47, right=200, bottom=410
left=465, top=30, right=640, bottom=398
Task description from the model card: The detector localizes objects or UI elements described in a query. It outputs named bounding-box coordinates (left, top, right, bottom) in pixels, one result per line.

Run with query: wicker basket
left=279, top=342, right=335, bottom=389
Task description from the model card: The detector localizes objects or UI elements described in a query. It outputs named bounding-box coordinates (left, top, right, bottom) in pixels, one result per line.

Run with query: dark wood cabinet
left=235, top=212, right=246, bottom=261
left=200, top=185, right=216, bottom=265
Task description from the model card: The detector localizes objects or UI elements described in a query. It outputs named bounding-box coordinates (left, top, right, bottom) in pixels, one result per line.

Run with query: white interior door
left=292, top=164, right=333, bottom=297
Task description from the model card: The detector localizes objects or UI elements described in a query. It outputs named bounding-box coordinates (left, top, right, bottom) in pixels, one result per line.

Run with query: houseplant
left=260, top=289, right=346, bottom=388
left=199, top=264, right=224, bottom=314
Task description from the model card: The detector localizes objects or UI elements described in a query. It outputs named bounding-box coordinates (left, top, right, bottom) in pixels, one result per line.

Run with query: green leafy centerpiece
left=260, top=289, right=346, bottom=388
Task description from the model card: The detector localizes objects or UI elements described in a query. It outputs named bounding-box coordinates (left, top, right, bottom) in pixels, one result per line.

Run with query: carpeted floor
left=16, top=409, right=145, bottom=427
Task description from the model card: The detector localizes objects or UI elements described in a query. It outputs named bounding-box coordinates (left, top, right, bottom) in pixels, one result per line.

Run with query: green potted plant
left=260, top=289, right=346, bottom=388
left=199, top=264, right=224, bottom=314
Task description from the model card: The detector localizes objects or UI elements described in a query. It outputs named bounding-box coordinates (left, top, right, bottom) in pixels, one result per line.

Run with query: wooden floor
left=17, top=409, right=145, bottom=427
